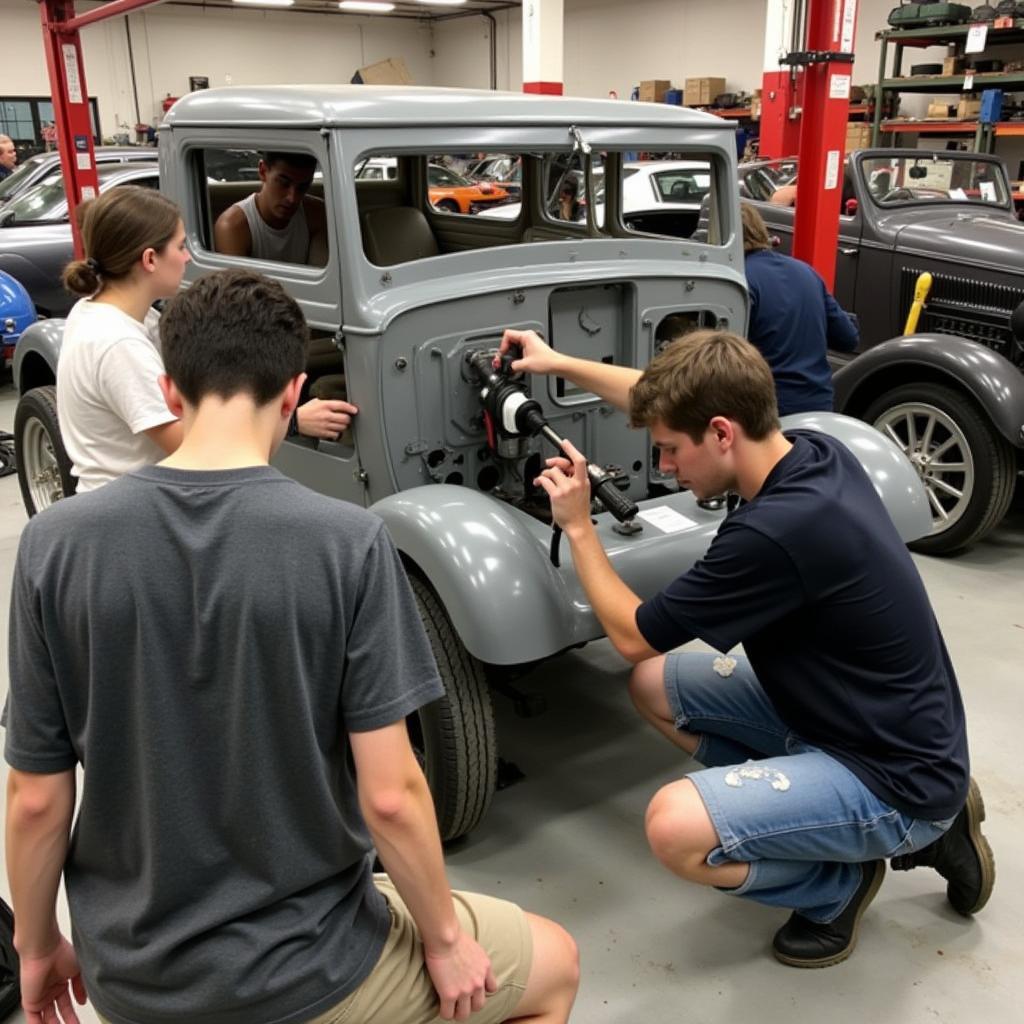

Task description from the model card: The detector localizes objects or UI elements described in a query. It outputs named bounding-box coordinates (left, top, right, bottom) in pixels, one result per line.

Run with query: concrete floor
left=0, top=378, right=1021, bottom=1023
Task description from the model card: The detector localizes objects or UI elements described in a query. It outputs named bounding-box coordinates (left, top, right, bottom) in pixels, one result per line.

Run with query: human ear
left=158, top=374, right=185, bottom=418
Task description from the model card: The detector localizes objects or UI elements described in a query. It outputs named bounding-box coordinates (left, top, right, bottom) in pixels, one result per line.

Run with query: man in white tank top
left=214, top=152, right=327, bottom=265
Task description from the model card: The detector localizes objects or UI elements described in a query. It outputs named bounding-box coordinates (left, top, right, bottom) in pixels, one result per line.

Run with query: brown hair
left=629, top=329, right=780, bottom=442
left=739, top=202, right=772, bottom=253
left=62, top=186, right=182, bottom=296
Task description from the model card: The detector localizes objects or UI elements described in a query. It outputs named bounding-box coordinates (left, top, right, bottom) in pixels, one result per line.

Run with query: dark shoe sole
left=773, top=861, right=886, bottom=969
left=953, top=777, right=995, bottom=916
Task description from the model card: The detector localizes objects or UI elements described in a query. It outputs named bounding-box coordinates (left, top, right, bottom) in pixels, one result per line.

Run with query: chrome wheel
left=21, top=415, right=67, bottom=512
left=873, top=401, right=974, bottom=535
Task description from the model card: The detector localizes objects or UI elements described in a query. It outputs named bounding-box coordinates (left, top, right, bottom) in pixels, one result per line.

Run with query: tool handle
left=587, top=466, right=639, bottom=523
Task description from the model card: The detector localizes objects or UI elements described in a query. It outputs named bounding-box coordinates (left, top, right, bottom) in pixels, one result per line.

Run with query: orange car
left=427, top=163, right=509, bottom=214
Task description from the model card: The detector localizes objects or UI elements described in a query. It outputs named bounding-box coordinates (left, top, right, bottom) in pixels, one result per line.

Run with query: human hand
left=297, top=398, right=358, bottom=440
left=19, top=936, right=87, bottom=1024
left=534, top=439, right=593, bottom=535
left=424, top=931, right=497, bottom=1021
left=497, top=329, right=563, bottom=376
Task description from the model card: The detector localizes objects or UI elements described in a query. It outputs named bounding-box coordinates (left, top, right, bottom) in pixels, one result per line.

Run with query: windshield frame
left=855, top=151, right=1013, bottom=212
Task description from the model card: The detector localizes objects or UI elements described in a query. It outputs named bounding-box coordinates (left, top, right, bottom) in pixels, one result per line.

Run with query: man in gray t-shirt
left=5, top=269, right=578, bottom=1024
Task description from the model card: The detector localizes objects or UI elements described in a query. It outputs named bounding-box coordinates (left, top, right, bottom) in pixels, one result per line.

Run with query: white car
left=479, top=160, right=710, bottom=238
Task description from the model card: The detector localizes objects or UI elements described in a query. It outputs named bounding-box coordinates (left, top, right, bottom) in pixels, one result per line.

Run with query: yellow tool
left=903, top=271, right=933, bottom=334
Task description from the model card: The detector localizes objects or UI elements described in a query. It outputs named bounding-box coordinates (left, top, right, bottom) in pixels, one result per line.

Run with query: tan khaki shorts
left=307, top=877, right=533, bottom=1024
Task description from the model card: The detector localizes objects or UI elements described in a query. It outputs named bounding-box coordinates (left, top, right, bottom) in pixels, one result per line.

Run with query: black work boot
left=772, top=860, right=885, bottom=968
left=891, top=776, right=995, bottom=916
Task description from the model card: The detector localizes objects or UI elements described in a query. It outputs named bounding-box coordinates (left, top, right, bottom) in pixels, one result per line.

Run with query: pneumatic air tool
left=467, top=348, right=639, bottom=564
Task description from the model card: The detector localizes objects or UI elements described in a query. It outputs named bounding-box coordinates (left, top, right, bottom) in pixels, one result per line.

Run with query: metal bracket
left=779, top=50, right=855, bottom=66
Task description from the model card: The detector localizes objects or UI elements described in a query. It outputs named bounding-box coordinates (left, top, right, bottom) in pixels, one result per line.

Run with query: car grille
left=900, top=267, right=1024, bottom=368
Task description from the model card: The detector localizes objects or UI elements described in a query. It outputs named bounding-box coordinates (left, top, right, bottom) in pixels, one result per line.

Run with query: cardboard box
left=750, top=95, right=762, bottom=119
left=351, top=57, right=412, bottom=86
left=942, top=56, right=965, bottom=76
left=684, top=77, right=727, bottom=106
left=845, top=123, right=872, bottom=149
left=639, top=80, right=672, bottom=103
left=926, top=101, right=955, bottom=118
left=957, top=98, right=981, bottom=119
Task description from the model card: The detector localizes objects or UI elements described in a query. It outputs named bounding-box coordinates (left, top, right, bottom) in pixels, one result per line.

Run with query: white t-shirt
left=57, top=299, right=177, bottom=493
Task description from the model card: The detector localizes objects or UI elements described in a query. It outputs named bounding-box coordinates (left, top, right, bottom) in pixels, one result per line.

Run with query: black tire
left=408, top=575, right=497, bottom=842
left=14, top=385, right=76, bottom=518
left=436, top=199, right=460, bottom=214
left=0, top=899, right=20, bottom=1020
left=864, top=382, right=1016, bottom=555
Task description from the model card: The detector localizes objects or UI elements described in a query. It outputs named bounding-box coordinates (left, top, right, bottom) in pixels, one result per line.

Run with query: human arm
left=296, top=398, right=358, bottom=440
left=143, top=418, right=184, bottom=454
left=498, top=329, right=641, bottom=414
left=350, top=724, right=496, bottom=1020
left=823, top=291, right=859, bottom=353
left=534, top=442, right=658, bottom=663
left=213, top=205, right=253, bottom=258
left=5, top=769, right=87, bottom=1024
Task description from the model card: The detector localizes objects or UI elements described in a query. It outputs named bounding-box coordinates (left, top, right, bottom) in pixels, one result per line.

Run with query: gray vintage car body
left=13, top=87, right=930, bottom=838
left=741, top=149, right=1024, bottom=553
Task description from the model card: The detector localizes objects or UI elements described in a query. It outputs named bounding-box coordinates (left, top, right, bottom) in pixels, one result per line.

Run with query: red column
left=791, top=0, right=858, bottom=289
left=39, top=0, right=100, bottom=259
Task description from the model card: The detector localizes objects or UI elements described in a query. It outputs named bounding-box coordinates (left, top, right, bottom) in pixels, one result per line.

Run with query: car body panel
left=1, top=270, right=36, bottom=366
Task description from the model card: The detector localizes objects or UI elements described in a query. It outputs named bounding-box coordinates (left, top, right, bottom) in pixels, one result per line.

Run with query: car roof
left=164, top=85, right=731, bottom=131
left=96, top=161, right=159, bottom=182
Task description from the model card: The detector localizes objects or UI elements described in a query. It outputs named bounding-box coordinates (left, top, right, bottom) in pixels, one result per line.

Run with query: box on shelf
left=684, top=77, right=727, bottom=106
left=845, top=123, right=873, bottom=149
left=942, top=56, right=965, bottom=76
left=639, top=79, right=672, bottom=103
left=750, top=95, right=762, bottom=119
left=957, top=98, right=981, bottom=119
left=664, top=88, right=684, bottom=105
left=351, top=57, right=412, bottom=85
left=926, top=101, right=955, bottom=118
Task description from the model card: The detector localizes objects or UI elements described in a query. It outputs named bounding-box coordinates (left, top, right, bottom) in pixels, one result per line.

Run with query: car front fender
left=833, top=334, right=1024, bottom=448
left=13, top=318, right=65, bottom=393
left=780, top=411, right=932, bottom=542
left=372, top=485, right=578, bottom=665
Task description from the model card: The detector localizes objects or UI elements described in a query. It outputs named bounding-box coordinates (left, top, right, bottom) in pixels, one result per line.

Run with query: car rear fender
left=13, top=318, right=65, bottom=394
left=371, top=485, right=578, bottom=665
left=833, top=334, right=1024, bottom=448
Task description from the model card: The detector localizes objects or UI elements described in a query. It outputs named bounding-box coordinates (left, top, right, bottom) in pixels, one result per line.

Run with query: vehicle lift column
left=38, top=0, right=166, bottom=257
left=760, top=0, right=859, bottom=291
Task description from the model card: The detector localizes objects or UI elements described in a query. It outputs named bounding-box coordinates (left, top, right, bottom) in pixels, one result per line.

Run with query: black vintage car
left=740, top=149, right=1024, bottom=555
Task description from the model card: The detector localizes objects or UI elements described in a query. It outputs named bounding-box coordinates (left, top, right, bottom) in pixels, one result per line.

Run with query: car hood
left=890, top=208, right=1024, bottom=274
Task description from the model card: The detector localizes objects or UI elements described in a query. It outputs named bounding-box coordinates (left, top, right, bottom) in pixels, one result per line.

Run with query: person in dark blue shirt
left=741, top=202, right=859, bottom=415
left=500, top=325, right=993, bottom=970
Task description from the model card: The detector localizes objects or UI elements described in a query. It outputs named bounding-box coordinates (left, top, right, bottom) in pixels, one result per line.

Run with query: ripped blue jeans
left=664, top=652, right=955, bottom=923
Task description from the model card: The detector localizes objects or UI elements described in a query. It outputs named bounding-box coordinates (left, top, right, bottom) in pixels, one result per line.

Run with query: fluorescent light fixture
left=339, top=0, right=396, bottom=10
left=233, top=0, right=295, bottom=6
left=415, top=1, right=469, bottom=5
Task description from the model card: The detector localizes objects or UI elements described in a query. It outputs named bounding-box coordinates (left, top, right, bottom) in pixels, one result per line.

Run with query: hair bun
left=62, top=258, right=101, bottom=297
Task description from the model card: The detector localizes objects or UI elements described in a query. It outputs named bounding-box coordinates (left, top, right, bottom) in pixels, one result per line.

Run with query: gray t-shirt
left=5, top=466, right=444, bottom=1024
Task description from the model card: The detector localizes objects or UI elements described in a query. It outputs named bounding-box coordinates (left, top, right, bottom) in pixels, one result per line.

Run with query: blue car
left=1, top=269, right=36, bottom=369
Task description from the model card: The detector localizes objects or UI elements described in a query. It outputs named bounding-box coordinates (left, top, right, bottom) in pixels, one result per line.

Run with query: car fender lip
left=833, top=333, right=1024, bottom=448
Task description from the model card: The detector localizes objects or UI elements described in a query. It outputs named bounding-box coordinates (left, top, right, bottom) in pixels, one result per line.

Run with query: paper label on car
left=637, top=507, right=699, bottom=533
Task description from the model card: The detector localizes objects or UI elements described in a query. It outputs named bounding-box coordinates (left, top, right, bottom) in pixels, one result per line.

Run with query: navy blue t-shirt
left=745, top=249, right=859, bottom=416
left=636, top=430, right=969, bottom=821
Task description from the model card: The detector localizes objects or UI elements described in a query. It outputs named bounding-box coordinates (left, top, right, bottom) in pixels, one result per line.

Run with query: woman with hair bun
left=58, top=186, right=190, bottom=492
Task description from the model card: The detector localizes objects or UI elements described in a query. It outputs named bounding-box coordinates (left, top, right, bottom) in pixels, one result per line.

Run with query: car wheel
left=408, top=574, right=497, bottom=842
left=436, top=199, right=459, bottom=214
left=0, top=899, right=19, bottom=1020
left=14, top=385, right=77, bottom=518
left=864, top=382, right=1016, bottom=555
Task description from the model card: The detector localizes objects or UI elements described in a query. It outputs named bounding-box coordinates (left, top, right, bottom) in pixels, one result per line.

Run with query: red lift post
left=38, top=0, right=166, bottom=258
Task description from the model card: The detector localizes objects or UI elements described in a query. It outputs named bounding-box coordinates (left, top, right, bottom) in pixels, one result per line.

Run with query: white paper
left=949, top=187, right=968, bottom=200
left=841, top=0, right=857, bottom=53
left=637, top=506, right=699, bottom=534
left=62, top=44, right=83, bottom=104
left=76, top=153, right=91, bottom=171
left=980, top=180, right=997, bottom=201
left=80, top=186, right=96, bottom=201
left=963, top=73, right=975, bottom=92
left=965, top=24, right=988, bottom=54
left=830, top=74, right=851, bottom=100
left=825, top=150, right=841, bottom=190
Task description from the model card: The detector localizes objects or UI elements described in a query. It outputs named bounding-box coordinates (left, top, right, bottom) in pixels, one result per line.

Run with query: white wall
left=0, top=0, right=433, bottom=141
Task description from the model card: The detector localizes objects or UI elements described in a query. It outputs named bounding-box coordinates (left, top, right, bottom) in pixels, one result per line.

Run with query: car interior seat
left=361, top=206, right=440, bottom=266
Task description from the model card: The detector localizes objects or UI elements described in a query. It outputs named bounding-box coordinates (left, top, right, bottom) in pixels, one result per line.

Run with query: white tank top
left=236, top=192, right=310, bottom=264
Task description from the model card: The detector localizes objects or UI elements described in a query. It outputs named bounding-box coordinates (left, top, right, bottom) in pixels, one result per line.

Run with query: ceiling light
left=233, top=0, right=295, bottom=6
left=415, top=1, right=469, bottom=6
left=339, top=1, right=396, bottom=11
